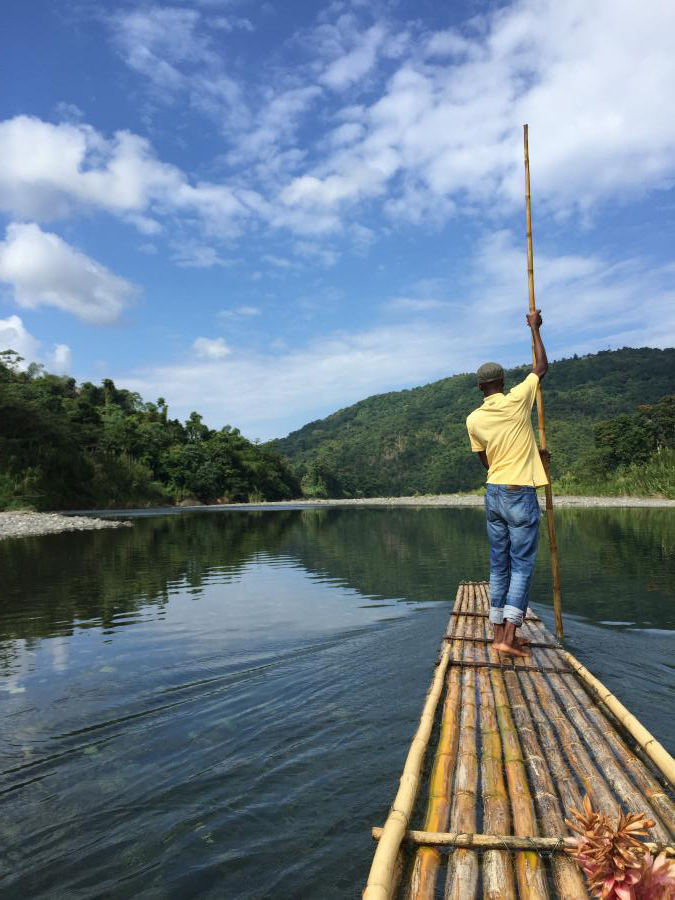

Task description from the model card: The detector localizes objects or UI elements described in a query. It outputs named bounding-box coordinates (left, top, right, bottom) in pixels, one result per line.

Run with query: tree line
left=2, top=346, right=673, bottom=509
left=0, top=350, right=299, bottom=510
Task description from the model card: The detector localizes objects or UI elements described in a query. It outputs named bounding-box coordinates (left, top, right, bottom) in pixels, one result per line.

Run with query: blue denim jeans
left=485, top=484, right=541, bottom=626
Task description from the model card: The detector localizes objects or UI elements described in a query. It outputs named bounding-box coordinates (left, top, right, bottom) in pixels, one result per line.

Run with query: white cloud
left=118, top=231, right=675, bottom=439
left=459, top=230, right=675, bottom=355
left=48, top=343, right=72, bottom=373
left=321, top=23, right=387, bottom=90
left=293, top=240, right=340, bottom=267
left=0, top=116, right=254, bottom=235
left=0, top=315, right=72, bottom=373
left=109, top=6, right=316, bottom=180
left=110, top=5, right=254, bottom=95
left=0, top=315, right=41, bottom=365
left=123, top=321, right=466, bottom=439
left=424, top=29, right=471, bottom=59
left=192, top=336, right=232, bottom=359
left=53, top=101, right=85, bottom=122
left=4, top=2, right=675, bottom=257
left=262, top=253, right=298, bottom=269
left=280, top=0, right=675, bottom=226
left=172, top=243, right=231, bottom=268
left=126, top=214, right=162, bottom=235
left=225, top=86, right=322, bottom=168
left=0, top=223, right=137, bottom=324
left=218, top=305, right=261, bottom=318
left=109, top=7, right=211, bottom=92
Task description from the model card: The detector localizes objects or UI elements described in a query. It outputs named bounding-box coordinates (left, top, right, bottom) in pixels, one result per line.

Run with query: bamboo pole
left=525, top=623, right=674, bottom=842
left=558, top=666, right=675, bottom=836
left=443, top=584, right=480, bottom=899
left=477, top=585, right=588, bottom=897
left=363, top=585, right=463, bottom=900
left=561, top=648, right=675, bottom=789
left=486, top=610, right=550, bottom=897
left=407, top=587, right=467, bottom=899
left=523, top=123, right=563, bottom=642
left=372, top=828, right=675, bottom=857
left=525, top=648, right=620, bottom=819
left=475, top=606, right=517, bottom=899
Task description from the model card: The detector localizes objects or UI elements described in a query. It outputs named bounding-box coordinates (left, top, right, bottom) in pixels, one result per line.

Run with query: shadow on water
left=0, top=507, right=673, bottom=898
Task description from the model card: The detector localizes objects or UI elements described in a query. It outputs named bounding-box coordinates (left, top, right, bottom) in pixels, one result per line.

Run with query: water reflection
left=0, top=507, right=673, bottom=899
left=2, top=507, right=673, bottom=652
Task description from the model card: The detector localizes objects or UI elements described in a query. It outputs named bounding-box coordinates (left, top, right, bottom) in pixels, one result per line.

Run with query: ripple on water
left=0, top=506, right=673, bottom=898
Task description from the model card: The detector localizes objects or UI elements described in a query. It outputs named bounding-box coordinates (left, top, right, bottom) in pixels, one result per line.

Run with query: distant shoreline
left=218, top=494, right=675, bottom=510
left=2, top=494, right=674, bottom=541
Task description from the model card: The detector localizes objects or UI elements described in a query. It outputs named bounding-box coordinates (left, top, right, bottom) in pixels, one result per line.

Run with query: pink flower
left=565, top=796, right=675, bottom=899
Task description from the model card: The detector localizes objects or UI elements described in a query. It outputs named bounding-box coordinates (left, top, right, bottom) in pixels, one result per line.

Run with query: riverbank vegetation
left=0, top=350, right=299, bottom=510
left=271, top=348, right=675, bottom=499
left=554, top=397, right=675, bottom=497
left=2, top=346, right=673, bottom=509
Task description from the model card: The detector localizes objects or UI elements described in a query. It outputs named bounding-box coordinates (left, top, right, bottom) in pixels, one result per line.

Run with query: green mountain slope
left=269, top=347, right=675, bottom=497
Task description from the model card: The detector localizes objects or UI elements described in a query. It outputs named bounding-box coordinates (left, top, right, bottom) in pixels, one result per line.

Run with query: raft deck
left=365, top=581, right=675, bottom=899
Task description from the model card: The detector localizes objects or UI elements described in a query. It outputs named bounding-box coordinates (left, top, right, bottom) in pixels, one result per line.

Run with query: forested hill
left=0, top=350, right=299, bottom=510
left=269, top=348, right=675, bottom=498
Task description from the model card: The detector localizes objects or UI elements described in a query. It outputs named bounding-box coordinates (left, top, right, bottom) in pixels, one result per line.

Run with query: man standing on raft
left=466, top=310, right=549, bottom=658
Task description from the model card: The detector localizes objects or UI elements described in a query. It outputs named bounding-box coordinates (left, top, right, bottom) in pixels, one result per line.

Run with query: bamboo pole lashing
left=446, top=658, right=574, bottom=676
left=523, top=123, right=563, bottom=642
left=362, top=586, right=463, bottom=900
left=444, top=637, right=561, bottom=649
left=450, top=611, right=542, bottom=621
left=476, top=583, right=589, bottom=898
left=372, top=828, right=675, bottom=857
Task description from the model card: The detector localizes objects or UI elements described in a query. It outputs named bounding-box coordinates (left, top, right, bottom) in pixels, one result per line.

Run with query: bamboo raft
left=364, top=582, right=675, bottom=899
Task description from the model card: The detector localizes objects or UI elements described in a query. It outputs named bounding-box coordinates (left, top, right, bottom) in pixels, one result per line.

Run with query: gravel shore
left=0, top=511, right=132, bottom=541
left=225, top=494, right=675, bottom=510
left=2, top=493, right=672, bottom=540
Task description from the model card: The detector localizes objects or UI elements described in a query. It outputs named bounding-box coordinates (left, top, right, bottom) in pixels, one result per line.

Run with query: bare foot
left=492, top=626, right=530, bottom=649
left=494, top=631, right=530, bottom=648
left=492, top=641, right=531, bottom=658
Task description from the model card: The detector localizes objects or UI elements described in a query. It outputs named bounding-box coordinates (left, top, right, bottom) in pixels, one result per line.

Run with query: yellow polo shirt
left=466, top=373, right=548, bottom=487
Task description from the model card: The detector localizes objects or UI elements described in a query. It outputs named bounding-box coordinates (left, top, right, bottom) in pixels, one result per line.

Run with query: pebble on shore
left=0, top=511, right=132, bottom=541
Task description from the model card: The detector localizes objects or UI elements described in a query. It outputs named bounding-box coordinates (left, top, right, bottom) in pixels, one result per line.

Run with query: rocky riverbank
left=2, top=494, right=673, bottom=540
left=0, top=511, right=132, bottom=541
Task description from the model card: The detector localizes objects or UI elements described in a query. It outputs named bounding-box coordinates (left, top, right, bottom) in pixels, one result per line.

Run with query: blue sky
left=1, top=0, right=674, bottom=440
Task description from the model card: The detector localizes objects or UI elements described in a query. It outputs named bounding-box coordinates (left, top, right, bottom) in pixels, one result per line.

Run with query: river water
left=1, top=507, right=674, bottom=899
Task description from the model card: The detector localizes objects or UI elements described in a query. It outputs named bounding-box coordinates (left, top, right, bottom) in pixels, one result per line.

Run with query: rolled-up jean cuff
left=489, top=608, right=504, bottom=625
left=503, top=604, right=524, bottom=626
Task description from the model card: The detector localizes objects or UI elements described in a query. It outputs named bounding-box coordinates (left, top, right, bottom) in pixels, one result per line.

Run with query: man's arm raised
left=527, top=309, right=548, bottom=379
